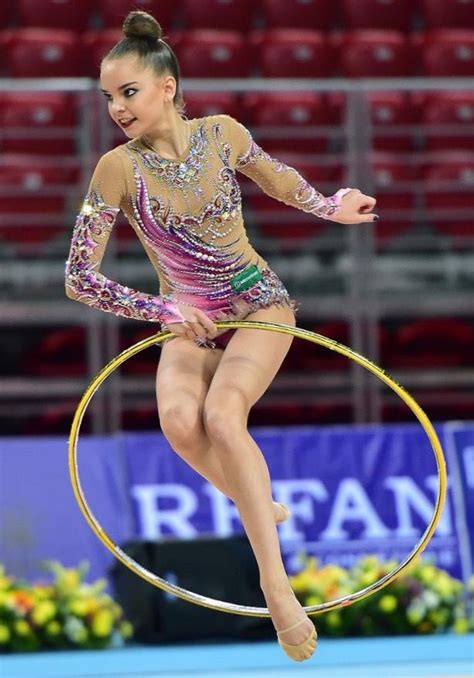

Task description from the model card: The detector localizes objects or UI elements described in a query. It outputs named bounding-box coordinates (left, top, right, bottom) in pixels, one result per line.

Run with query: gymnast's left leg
left=203, top=305, right=316, bottom=661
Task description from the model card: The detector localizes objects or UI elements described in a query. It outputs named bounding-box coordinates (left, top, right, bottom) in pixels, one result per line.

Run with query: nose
left=111, top=100, right=126, bottom=116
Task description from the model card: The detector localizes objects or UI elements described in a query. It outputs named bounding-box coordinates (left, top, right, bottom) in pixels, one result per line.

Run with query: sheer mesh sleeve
left=225, top=115, right=348, bottom=219
left=65, top=150, right=185, bottom=326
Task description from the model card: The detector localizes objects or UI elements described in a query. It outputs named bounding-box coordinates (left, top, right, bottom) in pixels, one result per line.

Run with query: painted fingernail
left=373, top=215, right=380, bottom=221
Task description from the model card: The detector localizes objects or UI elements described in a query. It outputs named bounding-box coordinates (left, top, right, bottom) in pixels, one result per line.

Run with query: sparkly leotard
left=65, top=114, right=348, bottom=343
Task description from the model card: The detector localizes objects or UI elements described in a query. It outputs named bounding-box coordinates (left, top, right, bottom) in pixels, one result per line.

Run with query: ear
left=162, top=74, right=177, bottom=102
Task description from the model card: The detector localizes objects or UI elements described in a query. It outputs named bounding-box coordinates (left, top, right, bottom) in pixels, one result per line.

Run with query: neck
left=142, top=113, right=191, bottom=160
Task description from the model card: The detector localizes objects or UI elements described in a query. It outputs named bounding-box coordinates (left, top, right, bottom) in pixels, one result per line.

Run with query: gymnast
left=65, top=10, right=378, bottom=661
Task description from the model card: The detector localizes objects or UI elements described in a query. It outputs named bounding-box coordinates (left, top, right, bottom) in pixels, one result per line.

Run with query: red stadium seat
left=0, top=1, right=14, bottom=27
left=369, top=91, right=421, bottom=151
left=250, top=195, right=329, bottom=242
left=421, top=30, right=474, bottom=76
left=17, top=0, right=93, bottom=30
left=371, top=153, right=421, bottom=240
left=122, top=404, right=159, bottom=431
left=183, top=0, right=255, bottom=32
left=386, top=318, right=474, bottom=368
left=0, top=155, right=77, bottom=249
left=177, top=30, right=251, bottom=77
left=183, top=92, right=244, bottom=121
left=262, top=0, right=337, bottom=31
left=99, top=0, right=178, bottom=30
left=422, top=0, right=474, bottom=29
left=0, top=92, right=77, bottom=155
left=25, top=401, right=92, bottom=435
left=423, top=154, right=474, bottom=237
left=246, top=151, right=342, bottom=243
left=248, top=156, right=337, bottom=244
left=383, top=391, right=474, bottom=423
left=243, top=92, right=339, bottom=153
left=120, top=329, right=161, bottom=375
left=22, top=327, right=88, bottom=377
left=420, top=91, right=474, bottom=150
left=253, top=29, right=336, bottom=78
left=339, top=31, right=419, bottom=77
left=299, top=320, right=351, bottom=370
left=82, top=29, right=122, bottom=76
left=342, top=0, right=415, bottom=31
left=2, top=29, right=82, bottom=77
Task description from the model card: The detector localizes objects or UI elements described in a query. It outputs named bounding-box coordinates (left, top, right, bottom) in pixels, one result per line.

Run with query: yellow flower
left=61, top=569, right=81, bottom=591
left=14, top=619, right=32, bottom=636
left=453, top=618, right=470, bottom=634
left=111, top=602, right=122, bottom=618
left=34, top=586, right=54, bottom=600
left=45, top=620, right=62, bottom=637
left=360, top=570, right=378, bottom=587
left=119, top=620, right=133, bottom=639
left=91, top=609, right=113, bottom=638
left=0, top=575, right=12, bottom=590
left=306, top=595, right=322, bottom=607
left=379, top=595, right=398, bottom=613
left=432, top=570, right=462, bottom=598
left=429, top=609, right=448, bottom=626
left=0, top=624, right=11, bottom=643
left=31, top=600, right=57, bottom=626
left=69, top=598, right=89, bottom=616
left=419, top=565, right=437, bottom=585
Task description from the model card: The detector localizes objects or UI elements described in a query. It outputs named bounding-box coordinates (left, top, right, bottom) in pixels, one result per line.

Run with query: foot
left=273, top=502, right=290, bottom=524
left=262, top=583, right=317, bottom=662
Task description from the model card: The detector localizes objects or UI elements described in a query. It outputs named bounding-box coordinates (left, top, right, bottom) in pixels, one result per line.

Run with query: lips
left=119, top=118, right=137, bottom=129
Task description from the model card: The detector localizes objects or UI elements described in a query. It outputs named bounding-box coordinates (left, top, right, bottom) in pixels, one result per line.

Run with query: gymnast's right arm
left=64, top=151, right=185, bottom=327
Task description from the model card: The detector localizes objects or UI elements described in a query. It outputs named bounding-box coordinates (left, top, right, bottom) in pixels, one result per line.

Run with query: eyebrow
left=100, top=81, right=139, bottom=94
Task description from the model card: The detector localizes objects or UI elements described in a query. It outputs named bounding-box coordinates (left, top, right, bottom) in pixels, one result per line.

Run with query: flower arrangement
left=289, top=555, right=474, bottom=637
left=0, top=560, right=133, bottom=653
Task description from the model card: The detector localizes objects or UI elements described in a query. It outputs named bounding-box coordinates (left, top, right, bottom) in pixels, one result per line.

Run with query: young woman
left=65, top=11, right=377, bottom=661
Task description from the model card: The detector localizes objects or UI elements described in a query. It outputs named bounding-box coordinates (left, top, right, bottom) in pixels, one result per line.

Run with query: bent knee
left=203, top=390, right=249, bottom=443
left=159, top=398, right=202, bottom=450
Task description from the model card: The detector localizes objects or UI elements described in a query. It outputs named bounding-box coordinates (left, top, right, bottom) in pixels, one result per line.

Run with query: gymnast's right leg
left=156, top=336, right=288, bottom=523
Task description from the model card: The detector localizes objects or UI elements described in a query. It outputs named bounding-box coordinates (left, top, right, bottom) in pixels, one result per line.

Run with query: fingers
left=356, top=194, right=378, bottom=223
left=195, top=310, right=218, bottom=338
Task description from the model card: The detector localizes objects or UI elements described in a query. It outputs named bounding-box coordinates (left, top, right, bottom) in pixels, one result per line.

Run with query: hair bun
left=123, top=11, right=162, bottom=41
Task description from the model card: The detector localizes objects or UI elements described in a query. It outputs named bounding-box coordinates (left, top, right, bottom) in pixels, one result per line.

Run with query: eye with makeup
left=101, top=88, right=137, bottom=101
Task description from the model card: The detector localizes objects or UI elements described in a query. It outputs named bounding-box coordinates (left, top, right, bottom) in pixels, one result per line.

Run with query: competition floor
left=1, top=634, right=472, bottom=678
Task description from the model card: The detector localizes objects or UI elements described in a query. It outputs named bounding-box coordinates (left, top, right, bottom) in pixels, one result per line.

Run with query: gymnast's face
left=100, top=56, right=177, bottom=138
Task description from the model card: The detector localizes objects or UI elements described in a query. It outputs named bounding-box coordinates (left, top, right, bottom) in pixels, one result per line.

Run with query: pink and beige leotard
left=65, top=114, right=349, bottom=347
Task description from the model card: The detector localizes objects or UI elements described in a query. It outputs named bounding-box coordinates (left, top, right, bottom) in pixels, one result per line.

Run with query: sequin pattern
left=66, top=114, right=346, bottom=330
left=236, top=137, right=341, bottom=218
left=65, top=191, right=185, bottom=325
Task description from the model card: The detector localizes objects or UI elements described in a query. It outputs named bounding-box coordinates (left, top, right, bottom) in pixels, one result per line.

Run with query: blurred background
left=0, top=0, right=473, bottom=674
left=0, top=0, right=473, bottom=434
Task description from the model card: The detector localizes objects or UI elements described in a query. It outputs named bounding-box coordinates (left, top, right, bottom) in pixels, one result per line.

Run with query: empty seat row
left=1, top=150, right=471, bottom=250
left=1, top=29, right=473, bottom=78
left=11, top=317, right=474, bottom=382
left=2, top=90, right=472, bottom=157
left=1, top=0, right=473, bottom=32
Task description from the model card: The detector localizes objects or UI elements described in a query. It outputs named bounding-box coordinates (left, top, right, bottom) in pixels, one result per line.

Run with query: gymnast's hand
left=330, top=189, right=379, bottom=224
left=166, top=304, right=218, bottom=342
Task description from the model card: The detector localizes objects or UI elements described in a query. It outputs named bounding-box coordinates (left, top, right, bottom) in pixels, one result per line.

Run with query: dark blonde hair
left=102, top=11, right=185, bottom=116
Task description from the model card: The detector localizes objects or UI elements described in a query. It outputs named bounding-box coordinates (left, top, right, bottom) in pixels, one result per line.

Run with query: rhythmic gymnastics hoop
left=68, top=320, right=447, bottom=618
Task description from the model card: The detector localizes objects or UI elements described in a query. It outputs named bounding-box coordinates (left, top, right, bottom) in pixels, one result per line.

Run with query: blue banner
left=0, top=422, right=472, bottom=593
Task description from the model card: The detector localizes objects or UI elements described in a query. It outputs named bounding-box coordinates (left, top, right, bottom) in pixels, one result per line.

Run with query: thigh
left=206, top=304, right=296, bottom=413
left=156, top=336, right=223, bottom=414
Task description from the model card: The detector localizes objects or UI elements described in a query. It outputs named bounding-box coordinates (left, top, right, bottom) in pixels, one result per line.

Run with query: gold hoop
left=68, top=321, right=447, bottom=618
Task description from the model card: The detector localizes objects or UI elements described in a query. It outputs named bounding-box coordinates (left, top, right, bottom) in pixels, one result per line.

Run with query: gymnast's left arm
left=224, top=115, right=378, bottom=224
